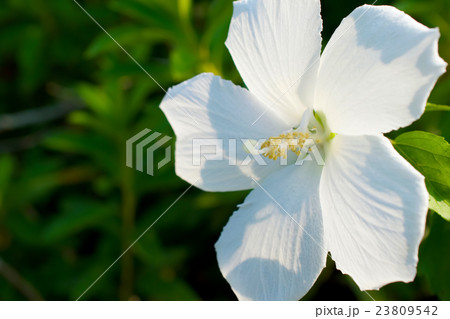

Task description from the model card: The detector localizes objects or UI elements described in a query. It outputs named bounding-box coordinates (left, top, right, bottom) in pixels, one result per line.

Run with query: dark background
left=0, top=0, right=449, bottom=301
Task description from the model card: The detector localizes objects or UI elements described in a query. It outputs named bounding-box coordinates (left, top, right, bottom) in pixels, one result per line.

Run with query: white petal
left=315, top=5, right=447, bottom=135
left=226, top=0, right=323, bottom=126
left=320, top=135, right=428, bottom=290
left=215, top=162, right=326, bottom=300
left=160, top=73, right=289, bottom=192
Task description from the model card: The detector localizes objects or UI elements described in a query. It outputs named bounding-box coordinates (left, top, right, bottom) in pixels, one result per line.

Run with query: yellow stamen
left=260, top=131, right=310, bottom=160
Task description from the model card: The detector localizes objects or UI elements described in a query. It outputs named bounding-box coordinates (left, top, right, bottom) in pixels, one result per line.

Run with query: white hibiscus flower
left=160, top=0, right=446, bottom=300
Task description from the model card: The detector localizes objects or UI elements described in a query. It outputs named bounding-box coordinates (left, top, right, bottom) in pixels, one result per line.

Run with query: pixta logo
left=126, top=129, right=172, bottom=176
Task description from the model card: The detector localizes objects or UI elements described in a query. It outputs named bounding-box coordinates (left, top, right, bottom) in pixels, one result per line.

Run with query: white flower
left=160, top=0, right=446, bottom=300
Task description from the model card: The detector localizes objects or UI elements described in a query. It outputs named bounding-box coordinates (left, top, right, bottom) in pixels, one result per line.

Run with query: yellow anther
left=260, top=131, right=310, bottom=160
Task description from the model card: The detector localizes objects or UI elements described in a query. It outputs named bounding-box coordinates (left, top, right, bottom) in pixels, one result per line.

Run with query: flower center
left=260, top=131, right=312, bottom=160
left=258, top=110, right=330, bottom=161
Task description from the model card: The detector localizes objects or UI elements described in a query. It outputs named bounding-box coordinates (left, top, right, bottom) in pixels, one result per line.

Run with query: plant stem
left=119, top=163, right=136, bottom=300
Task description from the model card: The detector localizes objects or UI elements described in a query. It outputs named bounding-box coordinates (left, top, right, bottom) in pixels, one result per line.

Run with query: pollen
left=260, top=131, right=310, bottom=160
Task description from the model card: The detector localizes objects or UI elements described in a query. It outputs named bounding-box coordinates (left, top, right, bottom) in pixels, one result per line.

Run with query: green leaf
left=42, top=198, right=115, bottom=243
left=76, top=84, right=112, bottom=118
left=9, top=158, right=65, bottom=208
left=17, top=26, right=47, bottom=94
left=425, top=103, right=450, bottom=112
left=110, top=0, right=177, bottom=34
left=169, top=46, right=197, bottom=80
left=419, top=214, right=450, bottom=300
left=43, top=130, right=117, bottom=177
left=43, top=130, right=114, bottom=164
left=393, top=131, right=450, bottom=221
left=177, top=0, right=192, bottom=24
left=85, top=24, right=167, bottom=59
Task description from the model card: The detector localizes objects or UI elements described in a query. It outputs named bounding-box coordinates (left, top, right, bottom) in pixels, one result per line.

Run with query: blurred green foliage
left=0, top=0, right=449, bottom=300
